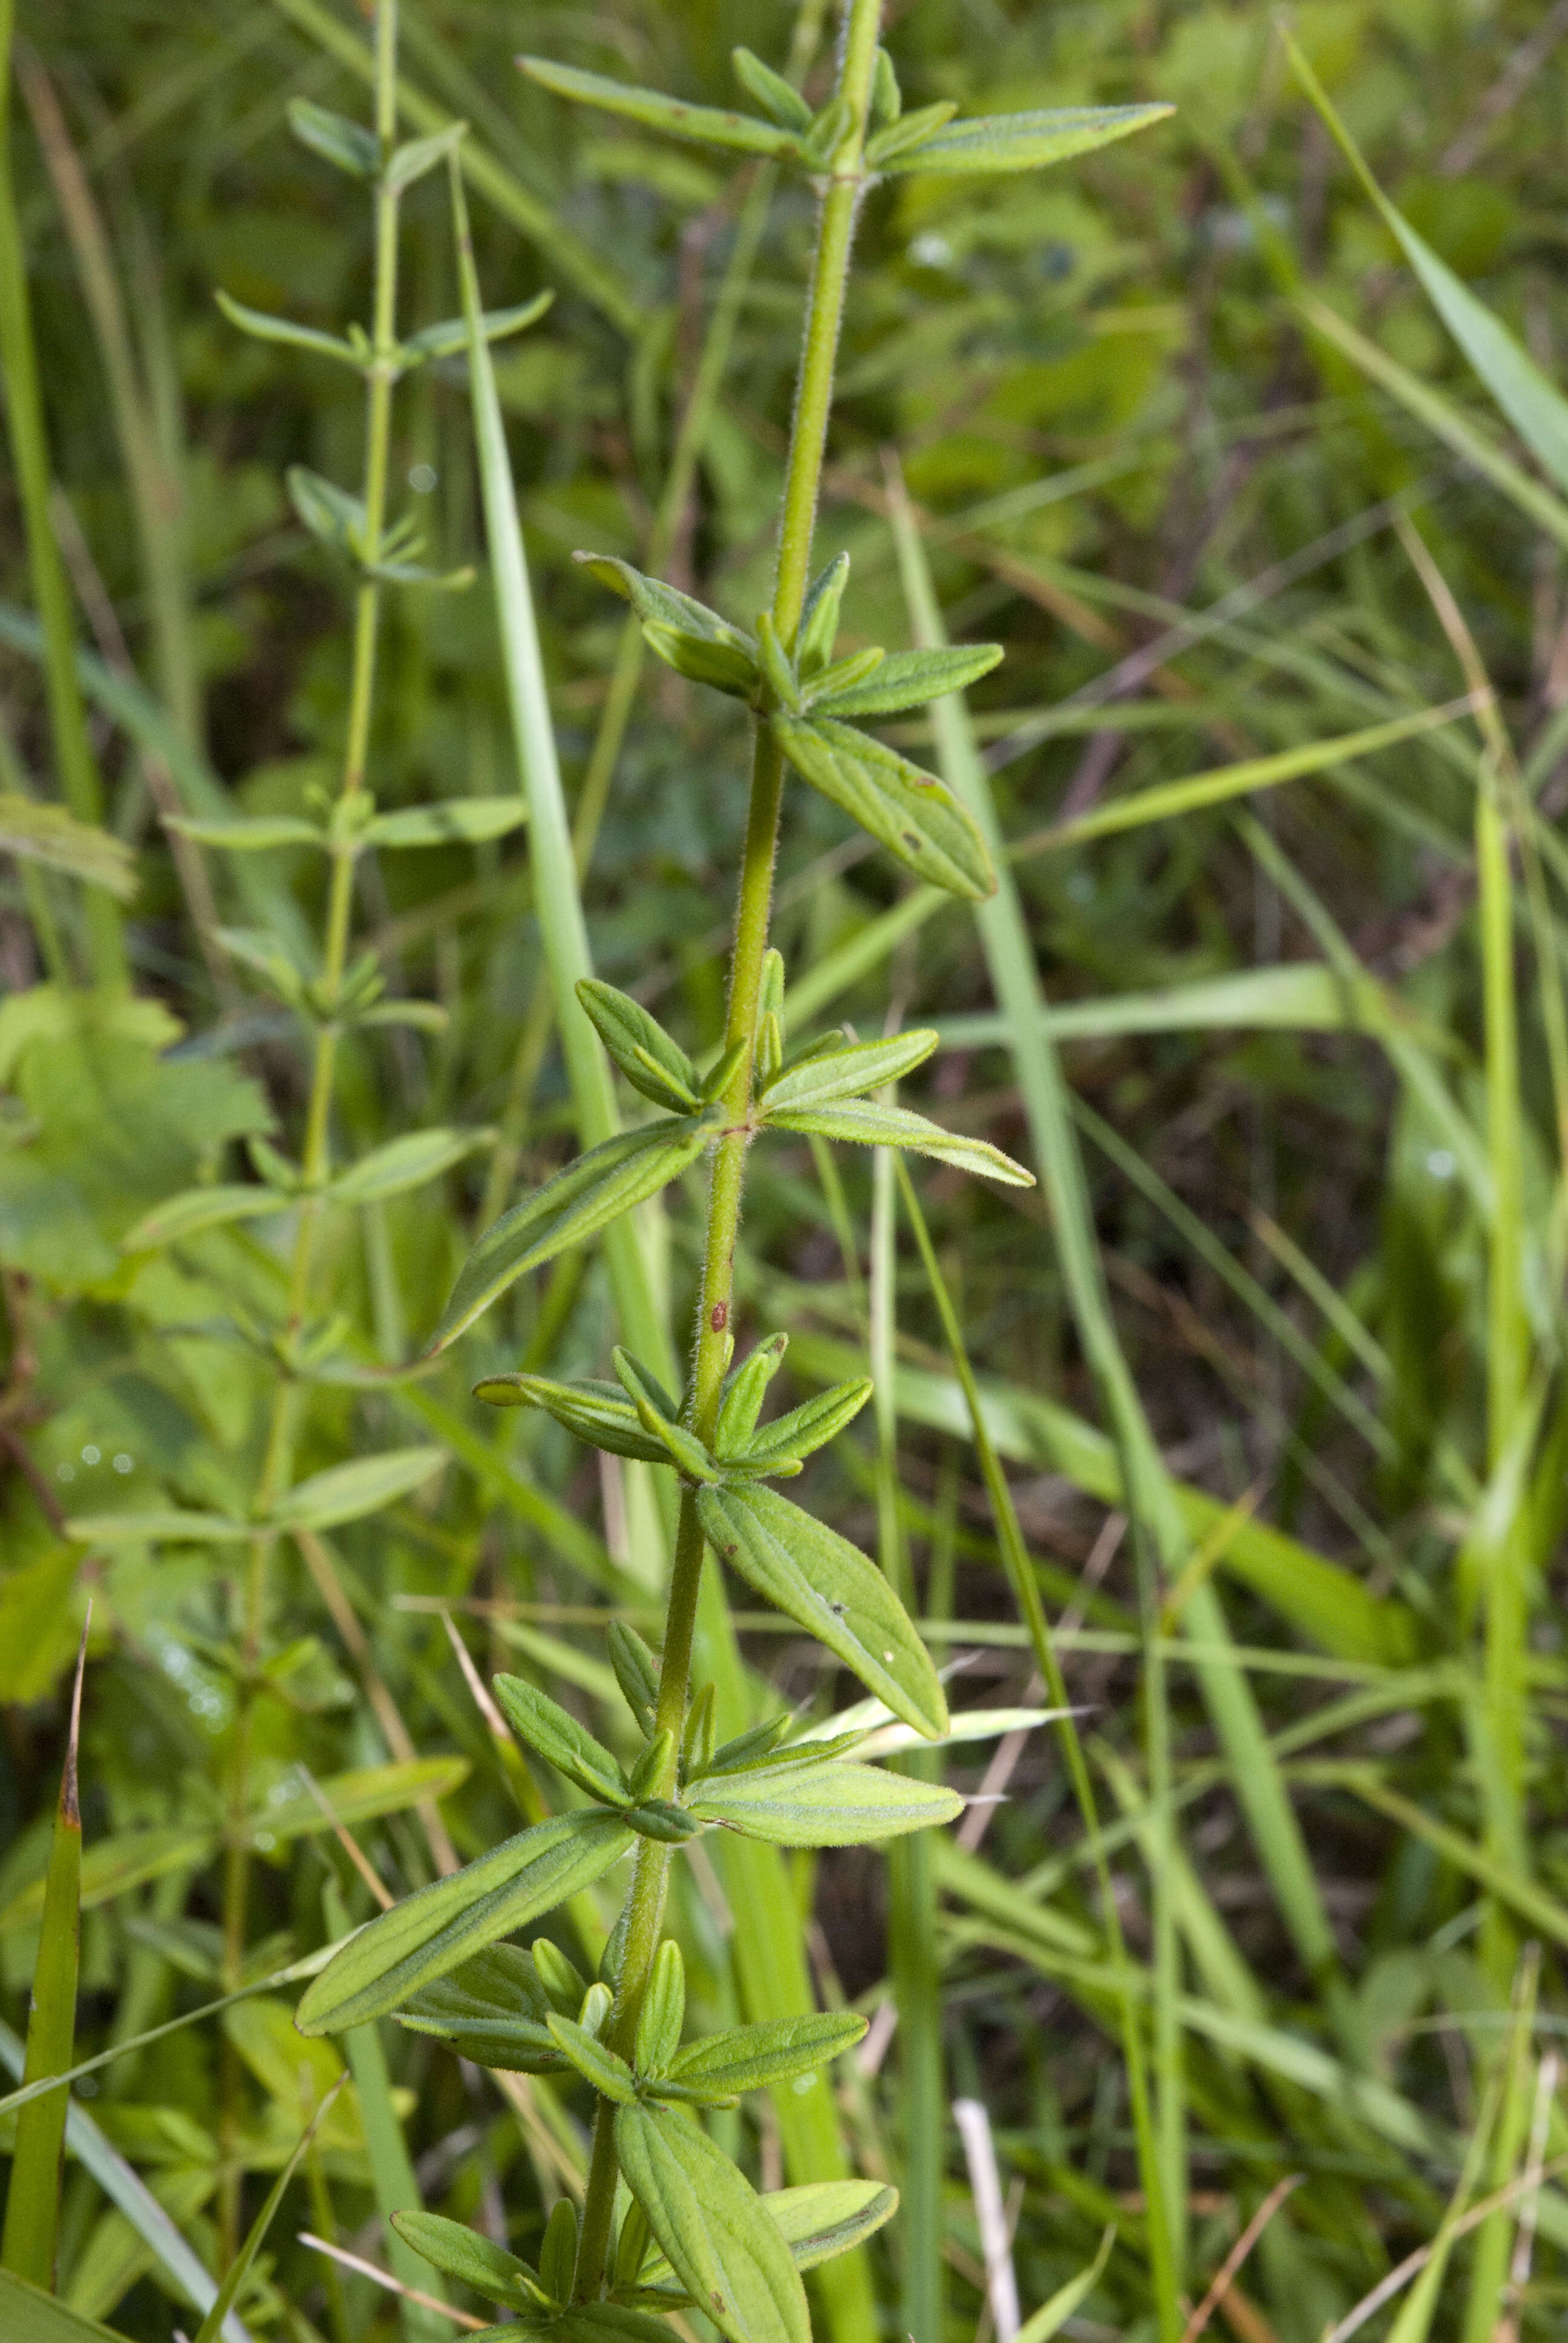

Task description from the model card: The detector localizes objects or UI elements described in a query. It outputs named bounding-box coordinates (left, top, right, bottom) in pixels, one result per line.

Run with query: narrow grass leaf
left=1, top=1627, right=84, bottom=2289
left=1289, top=36, right=1568, bottom=495
left=191, top=2079, right=345, bottom=2343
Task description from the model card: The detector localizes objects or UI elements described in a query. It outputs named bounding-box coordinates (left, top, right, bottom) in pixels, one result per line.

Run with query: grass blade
left=871, top=1126, right=942, bottom=2343
left=1, top=1622, right=86, bottom=2290
left=0, top=0, right=120, bottom=981
left=191, top=2076, right=347, bottom=2343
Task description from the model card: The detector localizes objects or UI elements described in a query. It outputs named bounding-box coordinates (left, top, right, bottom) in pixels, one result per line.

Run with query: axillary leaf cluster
left=278, top=15, right=1169, bottom=2341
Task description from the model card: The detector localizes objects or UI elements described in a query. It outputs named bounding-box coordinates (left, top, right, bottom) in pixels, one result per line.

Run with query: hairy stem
left=570, top=1, right=885, bottom=2299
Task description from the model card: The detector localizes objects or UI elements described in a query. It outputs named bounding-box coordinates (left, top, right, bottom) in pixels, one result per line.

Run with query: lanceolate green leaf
left=577, top=979, right=702, bottom=1112
left=546, top=2012, right=638, bottom=2100
left=472, top=1372, right=671, bottom=1461
left=572, top=553, right=756, bottom=655
left=614, top=2100, right=809, bottom=2343
left=723, top=1379, right=872, bottom=1470
left=214, top=290, right=359, bottom=369
left=686, top=1754, right=961, bottom=1846
left=695, top=1482, right=949, bottom=1737
left=393, top=1944, right=563, bottom=2073
left=520, top=57, right=804, bottom=162
left=271, top=1445, right=446, bottom=1530
left=491, top=1673, right=625, bottom=1803
left=879, top=102, right=1172, bottom=175
left=630, top=2180, right=898, bottom=2299
left=772, top=712, right=995, bottom=899
left=760, top=1030, right=937, bottom=1112
left=665, top=2013, right=866, bottom=2097
left=327, top=1128, right=492, bottom=1207
left=401, top=293, right=553, bottom=362
left=120, top=1184, right=290, bottom=1251
left=766, top=1095, right=1033, bottom=1185
left=431, top=1119, right=713, bottom=1351
left=392, top=2212, right=545, bottom=2312
left=296, top=1810, right=635, bottom=2033
left=809, top=643, right=1001, bottom=716
left=361, top=798, right=526, bottom=847
left=166, top=811, right=324, bottom=850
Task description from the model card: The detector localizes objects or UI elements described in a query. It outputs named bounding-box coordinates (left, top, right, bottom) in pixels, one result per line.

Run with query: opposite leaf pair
left=578, top=549, right=1002, bottom=900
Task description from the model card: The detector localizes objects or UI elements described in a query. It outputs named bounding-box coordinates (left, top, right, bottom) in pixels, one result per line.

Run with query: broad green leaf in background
left=271, top=1446, right=446, bottom=1531
left=327, top=1129, right=492, bottom=1207
left=0, top=796, right=136, bottom=895
left=615, top=2100, right=809, bottom=2343
left=695, top=1482, right=949, bottom=1737
left=120, top=1185, right=289, bottom=1251
left=296, top=1810, right=634, bottom=2032
left=771, top=713, right=995, bottom=899
left=431, top=1119, right=714, bottom=1352
left=361, top=799, right=527, bottom=848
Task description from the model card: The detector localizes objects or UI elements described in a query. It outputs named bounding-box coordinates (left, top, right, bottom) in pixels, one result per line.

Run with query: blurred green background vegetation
left=4, top=1, right=1568, bottom=2338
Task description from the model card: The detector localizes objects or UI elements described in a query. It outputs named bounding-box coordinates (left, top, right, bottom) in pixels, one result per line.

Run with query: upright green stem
left=570, top=4, right=886, bottom=2299
left=0, top=0, right=123, bottom=985
left=219, top=0, right=404, bottom=2252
